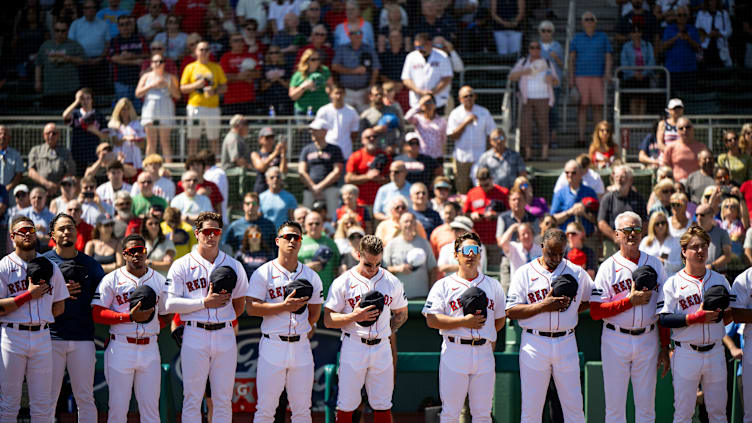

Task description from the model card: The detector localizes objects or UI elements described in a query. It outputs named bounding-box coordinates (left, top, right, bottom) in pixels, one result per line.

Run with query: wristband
left=13, top=291, right=33, bottom=307
left=687, top=309, right=707, bottom=325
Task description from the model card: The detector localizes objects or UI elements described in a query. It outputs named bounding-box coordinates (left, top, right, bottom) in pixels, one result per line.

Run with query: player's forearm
left=164, top=297, right=205, bottom=314
left=308, top=304, right=322, bottom=327
left=732, top=308, right=752, bottom=323
left=245, top=298, right=290, bottom=316
left=233, top=297, right=246, bottom=318
left=390, top=309, right=407, bottom=332
left=0, top=298, right=20, bottom=315
left=52, top=301, right=65, bottom=317
left=324, top=311, right=358, bottom=328
left=505, top=303, right=546, bottom=320
left=658, top=312, right=690, bottom=328
left=425, top=313, right=468, bottom=330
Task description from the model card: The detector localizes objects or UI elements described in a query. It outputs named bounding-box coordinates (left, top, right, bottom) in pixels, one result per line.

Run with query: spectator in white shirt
left=553, top=153, right=605, bottom=198
left=401, top=33, right=453, bottom=111
left=200, top=150, right=229, bottom=225
left=695, top=0, right=733, bottom=67
left=314, top=82, right=360, bottom=158
left=497, top=222, right=542, bottom=276
left=170, top=170, right=213, bottom=227
left=130, top=154, right=176, bottom=203
left=96, top=161, right=133, bottom=208
left=137, top=0, right=167, bottom=41
left=236, top=0, right=268, bottom=33
left=446, top=85, right=496, bottom=194
left=509, top=40, right=559, bottom=161
left=268, top=0, right=298, bottom=35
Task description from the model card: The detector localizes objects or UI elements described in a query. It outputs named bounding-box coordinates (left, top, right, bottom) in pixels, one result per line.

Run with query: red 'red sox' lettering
left=186, top=278, right=208, bottom=292
left=527, top=289, right=549, bottom=303
left=268, top=286, right=284, bottom=299
left=679, top=293, right=702, bottom=310
left=611, top=278, right=633, bottom=294
left=115, top=292, right=131, bottom=306
left=7, top=280, right=28, bottom=295
left=347, top=294, right=394, bottom=309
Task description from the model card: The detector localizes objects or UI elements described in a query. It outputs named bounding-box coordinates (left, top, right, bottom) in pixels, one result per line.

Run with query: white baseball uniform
left=505, top=258, right=593, bottom=423
left=658, top=268, right=731, bottom=423
left=92, top=267, right=167, bottom=423
left=731, top=268, right=752, bottom=423
left=422, top=273, right=506, bottom=423
left=591, top=252, right=667, bottom=423
left=0, top=253, right=69, bottom=423
left=165, top=251, right=249, bottom=423
left=324, top=268, right=408, bottom=412
left=246, top=260, right=324, bottom=423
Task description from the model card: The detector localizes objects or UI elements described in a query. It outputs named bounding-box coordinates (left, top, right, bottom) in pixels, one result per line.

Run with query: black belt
left=605, top=323, right=655, bottom=336
left=4, top=323, right=48, bottom=331
left=110, top=334, right=151, bottom=345
left=675, top=341, right=715, bottom=352
left=448, top=336, right=487, bottom=346
left=187, top=321, right=228, bottom=331
left=344, top=333, right=382, bottom=345
left=526, top=328, right=572, bottom=338
left=263, top=334, right=301, bottom=342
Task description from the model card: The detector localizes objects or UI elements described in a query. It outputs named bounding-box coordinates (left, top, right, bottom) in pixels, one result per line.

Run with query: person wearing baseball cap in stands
left=299, top=118, right=345, bottom=221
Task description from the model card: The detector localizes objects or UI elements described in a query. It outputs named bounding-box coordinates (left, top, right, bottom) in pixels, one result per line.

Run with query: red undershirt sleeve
left=92, top=305, right=132, bottom=325
left=589, top=297, right=633, bottom=320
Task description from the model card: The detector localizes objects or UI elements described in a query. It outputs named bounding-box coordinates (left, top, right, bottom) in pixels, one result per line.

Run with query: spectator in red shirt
left=345, top=127, right=391, bottom=206
left=173, top=0, right=210, bottom=35
left=324, top=0, right=347, bottom=32
left=294, top=24, right=335, bottom=67
left=55, top=199, right=93, bottom=252
left=220, top=33, right=260, bottom=116
left=463, top=166, right=509, bottom=264
left=176, top=154, right=224, bottom=213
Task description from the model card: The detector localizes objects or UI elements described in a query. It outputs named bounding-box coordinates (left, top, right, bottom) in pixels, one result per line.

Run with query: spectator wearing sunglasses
left=170, top=170, right=213, bottom=227
left=137, top=0, right=168, bottom=41
left=686, top=149, right=715, bottom=205
left=35, top=20, right=86, bottom=110
left=648, top=179, right=676, bottom=217
left=259, top=166, right=298, bottom=230
left=332, top=23, right=381, bottom=112
left=695, top=203, right=731, bottom=273
left=298, top=1, right=325, bottom=39
left=235, top=0, right=268, bottom=34
left=296, top=24, right=335, bottom=67
left=663, top=117, right=709, bottom=183
left=333, top=0, right=375, bottom=47
left=153, top=15, right=188, bottom=61
left=659, top=5, right=700, bottom=95
left=383, top=211, right=437, bottom=299
left=395, top=132, right=441, bottom=188
left=299, top=211, right=340, bottom=293
left=717, top=130, right=752, bottom=185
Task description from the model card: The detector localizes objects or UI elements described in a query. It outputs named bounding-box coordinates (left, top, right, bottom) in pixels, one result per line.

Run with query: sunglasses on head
left=278, top=233, right=302, bottom=242
left=124, top=246, right=147, bottom=255
left=457, top=244, right=480, bottom=256
left=199, top=228, right=222, bottom=237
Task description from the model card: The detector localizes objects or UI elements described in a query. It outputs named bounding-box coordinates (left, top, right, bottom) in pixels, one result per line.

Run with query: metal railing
left=614, top=114, right=752, bottom=161
left=611, top=65, right=671, bottom=161
left=561, top=0, right=577, bottom=132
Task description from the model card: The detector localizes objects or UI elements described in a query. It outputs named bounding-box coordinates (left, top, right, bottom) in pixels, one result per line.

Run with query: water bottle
left=306, top=106, right=313, bottom=120
left=268, top=105, right=276, bottom=117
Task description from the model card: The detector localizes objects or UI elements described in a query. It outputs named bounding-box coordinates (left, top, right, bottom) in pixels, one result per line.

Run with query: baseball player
left=423, top=231, right=506, bottom=423
left=245, top=220, right=324, bottom=423
left=91, top=233, right=167, bottom=423
left=0, top=215, right=69, bottom=423
left=589, top=211, right=668, bottom=423
left=658, top=224, right=732, bottom=423
left=506, top=228, right=593, bottom=423
left=731, top=261, right=752, bottom=423
left=44, top=213, right=105, bottom=422
left=164, top=211, right=249, bottom=423
left=324, top=234, right=408, bottom=423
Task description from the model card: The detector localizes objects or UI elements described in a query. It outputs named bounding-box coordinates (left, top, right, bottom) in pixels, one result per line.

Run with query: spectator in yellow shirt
left=180, top=41, right=228, bottom=156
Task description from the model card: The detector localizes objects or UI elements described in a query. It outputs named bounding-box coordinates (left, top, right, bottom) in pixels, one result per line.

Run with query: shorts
left=186, top=105, right=221, bottom=140
left=575, top=76, right=605, bottom=106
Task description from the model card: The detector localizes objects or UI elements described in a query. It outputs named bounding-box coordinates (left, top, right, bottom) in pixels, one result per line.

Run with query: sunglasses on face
left=540, top=29, right=552, bottom=33
left=697, top=212, right=711, bottom=217
left=655, top=221, right=668, bottom=227
left=278, top=233, right=302, bottom=242
left=14, top=226, right=36, bottom=236
left=670, top=202, right=683, bottom=208
left=124, top=246, right=147, bottom=255
left=115, top=202, right=131, bottom=207
left=394, top=205, right=406, bottom=211
left=457, top=244, right=480, bottom=256
left=199, top=228, right=222, bottom=237
left=247, top=232, right=261, bottom=239
left=583, top=17, right=595, bottom=22
left=619, top=227, right=642, bottom=235
left=152, top=59, right=164, bottom=64
left=661, top=189, right=674, bottom=194
left=678, top=125, right=692, bottom=131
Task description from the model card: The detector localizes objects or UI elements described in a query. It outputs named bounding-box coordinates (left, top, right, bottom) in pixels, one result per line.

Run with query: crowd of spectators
left=2, top=0, right=752, bottom=302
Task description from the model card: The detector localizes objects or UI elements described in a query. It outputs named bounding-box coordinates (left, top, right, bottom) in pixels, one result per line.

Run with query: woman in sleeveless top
left=84, top=219, right=120, bottom=273
left=656, top=99, right=684, bottom=157
left=136, top=53, right=180, bottom=162
left=49, top=176, right=78, bottom=215
left=251, top=129, right=288, bottom=193
left=141, top=215, right=176, bottom=276
left=490, top=0, right=525, bottom=55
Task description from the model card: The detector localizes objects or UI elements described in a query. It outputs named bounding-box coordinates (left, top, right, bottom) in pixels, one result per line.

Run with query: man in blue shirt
left=44, top=213, right=105, bottom=422
left=0, top=126, right=26, bottom=201
left=331, top=26, right=381, bottom=112
left=260, top=166, right=298, bottom=230
left=68, top=0, right=111, bottom=92
left=222, top=192, right=277, bottom=256
left=661, top=6, right=701, bottom=95
left=568, top=11, right=612, bottom=145
left=373, top=160, right=412, bottom=221
left=20, top=186, right=55, bottom=251
left=551, top=160, right=598, bottom=236
left=96, top=0, right=130, bottom=38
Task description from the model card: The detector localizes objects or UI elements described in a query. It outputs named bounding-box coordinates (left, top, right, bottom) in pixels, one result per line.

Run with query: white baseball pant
left=518, top=331, right=585, bottom=423
left=0, top=326, right=53, bottom=423
left=337, top=335, right=394, bottom=412
left=103, top=337, right=161, bottom=423
left=253, top=336, right=314, bottom=423
left=671, top=343, right=727, bottom=423
left=180, top=325, right=237, bottom=423
left=438, top=340, right=495, bottom=423
left=50, top=340, right=97, bottom=423
left=743, top=336, right=752, bottom=423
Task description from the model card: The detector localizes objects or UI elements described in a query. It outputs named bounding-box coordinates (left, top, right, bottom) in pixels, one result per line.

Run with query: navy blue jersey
left=43, top=250, right=105, bottom=341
